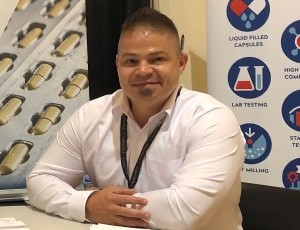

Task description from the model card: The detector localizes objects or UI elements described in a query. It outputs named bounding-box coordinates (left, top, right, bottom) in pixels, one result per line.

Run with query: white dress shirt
left=26, top=87, right=245, bottom=230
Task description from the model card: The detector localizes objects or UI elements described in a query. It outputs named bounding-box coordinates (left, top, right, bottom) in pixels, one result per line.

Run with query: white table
left=0, top=205, right=91, bottom=230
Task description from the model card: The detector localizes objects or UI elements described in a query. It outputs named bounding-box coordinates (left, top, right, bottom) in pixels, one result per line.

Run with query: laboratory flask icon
left=234, top=66, right=254, bottom=91
left=228, top=57, right=270, bottom=99
left=234, top=66, right=264, bottom=91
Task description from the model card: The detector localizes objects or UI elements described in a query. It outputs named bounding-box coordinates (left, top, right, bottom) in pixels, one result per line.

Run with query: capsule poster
left=0, top=0, right=89, bottom=199
left=206, top=0, right=300, bottom=189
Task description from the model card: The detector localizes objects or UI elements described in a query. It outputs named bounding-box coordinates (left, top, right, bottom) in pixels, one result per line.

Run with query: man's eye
left=124, top=59, right=138, bottom=66
left=151, top=57, right=165, bottom=64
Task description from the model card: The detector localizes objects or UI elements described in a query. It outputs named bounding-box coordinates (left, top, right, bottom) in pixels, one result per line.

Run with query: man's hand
left=85, top=186, right=150, bottom=228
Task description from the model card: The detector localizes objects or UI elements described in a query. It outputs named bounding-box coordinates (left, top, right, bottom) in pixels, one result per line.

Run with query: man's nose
left=136, top=61, right=153, bottom=75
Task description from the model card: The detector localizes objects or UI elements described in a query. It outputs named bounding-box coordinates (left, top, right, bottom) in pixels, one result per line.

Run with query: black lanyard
left=120, top=114, right=165, bottom=188
left=120, top=87, right=182, bottom=189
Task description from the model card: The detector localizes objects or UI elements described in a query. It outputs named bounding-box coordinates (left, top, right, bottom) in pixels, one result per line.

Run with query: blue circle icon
left=227, top=0, right=270, bottom=32
left=281, top=20, right=300, bottom=63
left=241, top=123, right=272, bottom=164
left=282, top=90, right=300, bottom=132
left=282, top=158, right=300, bottom=190
left=228, top=57, right=271, bottom=99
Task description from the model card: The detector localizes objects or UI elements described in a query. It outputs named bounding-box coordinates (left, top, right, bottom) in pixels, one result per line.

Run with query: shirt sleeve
left=26, top=109, right=94, bottom=222
left=137, top=107, right=245, bottom=230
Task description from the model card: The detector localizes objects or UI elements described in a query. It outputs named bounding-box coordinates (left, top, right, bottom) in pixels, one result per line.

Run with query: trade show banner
left=207, top=0, right=300, bottom=189
left=0, top=0, right=88, bottom=200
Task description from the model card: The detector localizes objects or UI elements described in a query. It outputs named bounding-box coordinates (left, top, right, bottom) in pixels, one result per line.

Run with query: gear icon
left=287, top=171, right=299, bottom=183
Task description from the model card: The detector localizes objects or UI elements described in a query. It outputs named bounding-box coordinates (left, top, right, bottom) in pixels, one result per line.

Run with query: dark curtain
left=85, top=0, right=151, bottom=100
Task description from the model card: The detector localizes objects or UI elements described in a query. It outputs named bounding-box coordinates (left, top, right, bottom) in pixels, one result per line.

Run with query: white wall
left=155, top=0, right=207, bottom=92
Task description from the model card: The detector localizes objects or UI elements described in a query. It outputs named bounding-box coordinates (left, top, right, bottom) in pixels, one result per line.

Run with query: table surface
left=0, top=205, right=91, bottom=230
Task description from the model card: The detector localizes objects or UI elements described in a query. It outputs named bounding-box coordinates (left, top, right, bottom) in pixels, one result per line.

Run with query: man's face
left=116, top=28, right=187, bottom=108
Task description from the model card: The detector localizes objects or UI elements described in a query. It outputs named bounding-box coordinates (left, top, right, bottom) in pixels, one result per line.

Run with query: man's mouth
left=133, top=81, right=158, bottom=87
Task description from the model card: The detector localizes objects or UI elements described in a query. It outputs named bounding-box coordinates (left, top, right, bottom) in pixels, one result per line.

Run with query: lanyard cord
left=120, top=114, right=165, bottom=188
left=120, top=87, right=182, bottom=189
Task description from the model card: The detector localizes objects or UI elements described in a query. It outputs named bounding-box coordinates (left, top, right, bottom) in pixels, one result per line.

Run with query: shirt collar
left=162, top=84, right=182, bottom=116
left=112, top=84, right=182, bottom=120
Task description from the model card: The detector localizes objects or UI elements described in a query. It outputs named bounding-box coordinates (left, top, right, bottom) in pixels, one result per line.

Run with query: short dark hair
left=120, top=7, right=180, bottom=43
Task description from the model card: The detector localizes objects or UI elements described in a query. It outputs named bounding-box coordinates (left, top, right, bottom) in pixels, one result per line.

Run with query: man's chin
left=138, top=88, right=154, bottom=97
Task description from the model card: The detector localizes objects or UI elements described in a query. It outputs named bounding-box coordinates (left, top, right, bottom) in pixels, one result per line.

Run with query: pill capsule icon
left=79, top=13, right=86, bottom=26
left=29, top=106, right=62, bottom=135
left=0, top=143, right=30, bottom=175
left=47, top=0, right=70, bottom=18
left=16, top=0, right=32, bottom=11
left=0, top=97, right=23, bottom=126
left=0, top=57, right=13, bottom=76
left=81, top=17, right=86, bottom=26
left=18, top=27, right=43, bottom=48
left=61, top=73, right=88, bottom=99
left=24, top=63, right=53, bottom=90
left=52, top=33, right=80, bottom=57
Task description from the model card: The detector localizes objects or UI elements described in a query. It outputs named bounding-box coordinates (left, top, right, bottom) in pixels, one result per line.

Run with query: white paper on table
left=90, top=223, right=151, bottom=230
left=0, top=229, right=29, bottom=230
left=0, top=217, right=26, bottom=229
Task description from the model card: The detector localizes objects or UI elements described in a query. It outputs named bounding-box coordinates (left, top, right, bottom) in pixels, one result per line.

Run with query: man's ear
left=115, top=54, right=119, bottom=70
left=179, top=52, right=188, bottom=73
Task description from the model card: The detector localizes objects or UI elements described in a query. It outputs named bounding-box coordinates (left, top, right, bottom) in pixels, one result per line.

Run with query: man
left=27, top=7, right=245, bottom=230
